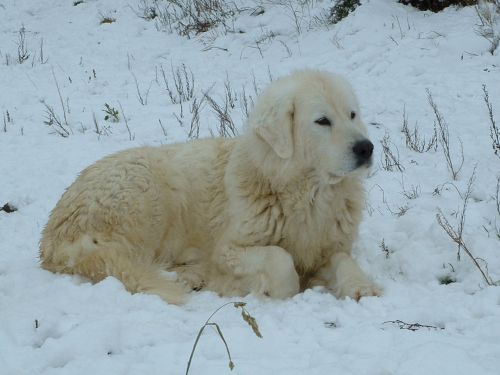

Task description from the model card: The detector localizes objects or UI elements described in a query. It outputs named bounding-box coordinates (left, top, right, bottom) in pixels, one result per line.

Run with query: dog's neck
left=234, top=132, right=300, bottom=189
left=233, top=132, right=355, bottom=198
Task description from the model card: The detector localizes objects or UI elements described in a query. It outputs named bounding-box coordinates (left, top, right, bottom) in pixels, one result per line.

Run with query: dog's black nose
left=352, top=139, right=374, bottom=165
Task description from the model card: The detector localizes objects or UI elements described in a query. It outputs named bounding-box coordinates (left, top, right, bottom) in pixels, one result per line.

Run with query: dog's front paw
left=259, top=247, right=300, bottom=299
left=172, top=265, right=206, bottom=292
left=217, top=245, right=300, bottom=299
left=260, top=269, right=300, bottom=299
left=335, top=279, right=381, bottom=301
left=351, top=283, right=381, bottom=301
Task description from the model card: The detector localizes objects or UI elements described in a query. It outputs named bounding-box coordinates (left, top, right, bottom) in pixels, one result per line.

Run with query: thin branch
left=427, top=90, right=464, bottom=180
left=118, top=101, right=134, bottom=141
left=131, top=72, right=152, bottom=105
left=482, top=84, right=499, bottom=158
left=51, top=67, right=69, bottom=127
left=383, top=320, right=443, bottom=331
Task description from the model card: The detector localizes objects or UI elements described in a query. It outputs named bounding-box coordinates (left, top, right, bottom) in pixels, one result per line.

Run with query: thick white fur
left=40, top=70, right=380, bottom=304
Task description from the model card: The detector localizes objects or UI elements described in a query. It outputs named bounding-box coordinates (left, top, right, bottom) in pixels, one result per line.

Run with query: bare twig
left=437, top=210, right=495, bottom=286
left=238, top=85, right=254, bottom=119
left=278, top=39, right=292, bottom=57
left=39, top=38, right=48, bottom=64
left=17, top=26, right=30, bottom=64
left=272, top=0, right=309, bottom=35
left=160, top=63, right=195, bottom=104
left=223, top=74, right=236, bottom=109
left=371, top=183, right=409, bottom=217
left=401, top=183, right=421, bottom=200
left=158, top=118, right=168, bottom=139
left=436, top=168, right=496, bottom=286
left=43, top=102, right=70, bottom=137
left=51, top=67, right=69, bottom=128
left=383, top=320, right=443, bottom=331
left=187, top=95, right=204, bottom=139
left=380, top=133, right=404, bottom=172
left=427, top=90, right=464, bottom=180
left=2, top=110, right=12, bottom=132
left=118, top=101, right=134, bottom=141
left=475, top=0, right=500, bottom=55
left=482, top=84, right=499, bottom=158
left=379, top=238, right=392, bottom=259
left=132, top=72, right=152, bottom=105
left=401, top=106, right=437, bottom=153
left=205, top=91, right=238, bottom=138
left=92, top=111, right=111, bottom=138
left=251, top=70, right=260, bottom=97
left=496, top=175, right=500, bottom=217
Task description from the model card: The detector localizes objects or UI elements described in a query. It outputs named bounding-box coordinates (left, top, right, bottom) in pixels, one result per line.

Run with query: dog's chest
left=278, top=182, right=361, bottom=273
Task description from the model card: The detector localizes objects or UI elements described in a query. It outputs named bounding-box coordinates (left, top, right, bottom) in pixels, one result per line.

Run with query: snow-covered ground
left=1, top=0, right=499, bottom=374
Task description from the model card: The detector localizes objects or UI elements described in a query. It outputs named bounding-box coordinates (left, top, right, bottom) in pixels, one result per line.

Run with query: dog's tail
left=40, top=236, right=189, bottom=305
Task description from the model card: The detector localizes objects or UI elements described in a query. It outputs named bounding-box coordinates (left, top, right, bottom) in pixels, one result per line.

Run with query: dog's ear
left=251, top=95, right=295, bottom=159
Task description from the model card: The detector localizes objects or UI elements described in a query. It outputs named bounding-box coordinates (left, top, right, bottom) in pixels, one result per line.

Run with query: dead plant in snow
left=187, top=95, right=205, bottom=139
left=2, top=110, right=12, bottom=132
left=482, top=84, right=500, bottom=158
left=131, top=72, right=152, bottom=105
left=205, top=80, right=238, bottom=138
left=496, top=175, right=500, bottom=217
left=401, top=106, right=437, bottom=153
left=138, top=0, right=239, bottom=37
left=383, top=320, right=443, bottom=331
left=43, top=102, right=70, bottom=137
left=159, top=63, right=195, bottom=104
left=475, top=0, right=500, bottom=55
left=380, top=133, right=405, bottom=172
left=436, top=168, right=497, bottom=286
left=17, top=26, right=30, bottom=64
left=427, top=90, right=464, bottom=180
left=185, top=302, right=261, bottom=375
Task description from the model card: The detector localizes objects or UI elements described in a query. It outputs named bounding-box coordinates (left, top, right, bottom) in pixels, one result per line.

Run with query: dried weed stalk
left=43, top=102, right=70, bottom=137
left=436, top=168, right=496, bottom=286
left=475, top=0, right=500, bottom=55
left=380, top=133, right=404, bottom=172
left=17, top=26, right=30, bottom=64
left=205, top=88, right=238, bottom=138
left=401, top=106, right=437, bottom=153
left=185, top=301, right=262, bottom=375
left=427, top=90, right=464, bottom=180
left=482, top=84, right=499, bottom=158
left=160, top=63, right=195, bottom=104
left=383, top=320, right=443, bottom=331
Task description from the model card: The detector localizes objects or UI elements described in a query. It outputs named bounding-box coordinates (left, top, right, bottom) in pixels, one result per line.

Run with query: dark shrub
left=328, top=0, right=361, bottom=24
left=399, top=0, right=476, bottom=12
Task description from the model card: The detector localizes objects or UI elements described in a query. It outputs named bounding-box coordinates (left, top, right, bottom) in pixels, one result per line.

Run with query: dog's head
left=248, top=70, right=373, bottom=183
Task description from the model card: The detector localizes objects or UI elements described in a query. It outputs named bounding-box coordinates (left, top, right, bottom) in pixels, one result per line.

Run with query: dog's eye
left=350, top=111, right=356, bottom=120
left=315, top=117, right=331, bottom=126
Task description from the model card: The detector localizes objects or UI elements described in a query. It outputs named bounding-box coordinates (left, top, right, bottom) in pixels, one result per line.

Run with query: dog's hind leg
left=43, top=238, right=189, bottom=305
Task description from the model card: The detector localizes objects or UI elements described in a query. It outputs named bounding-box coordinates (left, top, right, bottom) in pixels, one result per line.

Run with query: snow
left=1, top=0, right=499, bottom=374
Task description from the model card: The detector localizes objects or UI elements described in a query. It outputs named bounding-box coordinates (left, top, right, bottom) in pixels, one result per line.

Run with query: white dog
left=40, top=70, right=380, bottom=304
